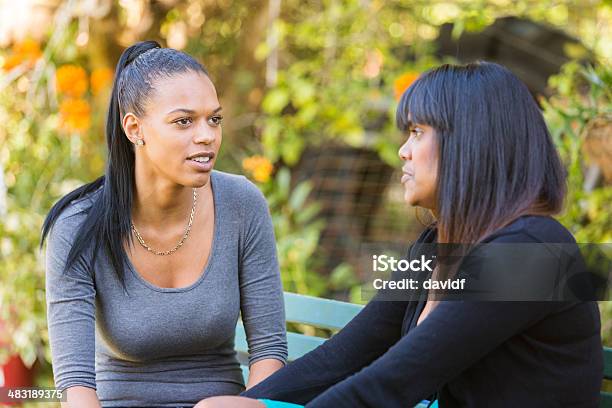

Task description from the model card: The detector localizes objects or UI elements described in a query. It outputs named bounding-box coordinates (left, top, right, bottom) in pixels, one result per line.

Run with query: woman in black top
left=196, top=61, right=604, bottom=407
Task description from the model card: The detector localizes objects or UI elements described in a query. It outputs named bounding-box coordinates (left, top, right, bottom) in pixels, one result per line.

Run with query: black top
left=242, top=215, right=604, bottom=407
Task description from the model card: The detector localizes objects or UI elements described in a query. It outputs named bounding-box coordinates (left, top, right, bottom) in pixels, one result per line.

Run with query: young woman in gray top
left=40, top=40, right=287, bottom=408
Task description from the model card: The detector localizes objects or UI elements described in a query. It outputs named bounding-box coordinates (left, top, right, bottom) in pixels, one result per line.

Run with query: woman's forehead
left=406, top=113, right=430, bottom=128
left=148, top=71, right=218, bottom=113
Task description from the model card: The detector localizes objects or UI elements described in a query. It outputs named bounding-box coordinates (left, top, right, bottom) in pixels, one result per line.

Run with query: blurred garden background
left=0, top=0, right=610, bottom=404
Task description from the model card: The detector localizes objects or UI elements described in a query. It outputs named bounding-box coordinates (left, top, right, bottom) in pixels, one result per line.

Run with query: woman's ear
left=122, top=112, right=144, bottom=144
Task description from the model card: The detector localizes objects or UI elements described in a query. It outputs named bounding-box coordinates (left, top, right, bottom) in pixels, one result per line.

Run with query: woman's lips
left=401, top=173, right=414, bottom=183
left=187, top=158, right=214, bottom=172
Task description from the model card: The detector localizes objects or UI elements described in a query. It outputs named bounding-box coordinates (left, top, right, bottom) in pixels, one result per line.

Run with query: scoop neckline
left=125, top=171, right=220, bottom=293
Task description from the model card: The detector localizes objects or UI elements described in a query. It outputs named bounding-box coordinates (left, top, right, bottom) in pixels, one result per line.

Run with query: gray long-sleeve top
left=45, top=170, right=287, bottom=407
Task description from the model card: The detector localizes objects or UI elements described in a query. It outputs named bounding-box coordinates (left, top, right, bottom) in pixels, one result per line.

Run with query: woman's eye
left=175, top=118, right=193, bottom=127
left=409, top=128, right=423, bottom=138
left=208, top=116, right=223, bottom=126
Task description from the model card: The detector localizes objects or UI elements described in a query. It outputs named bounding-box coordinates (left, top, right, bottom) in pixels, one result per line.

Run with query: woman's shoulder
left=54, top=186, right=102, bottom=226
left=45, top=186, right=102, bottom=252
left=484, top=215, right=576, bottom=244
left=212, top=170, right=265, bottom=202
left=415, top=216, right=575, bottom=244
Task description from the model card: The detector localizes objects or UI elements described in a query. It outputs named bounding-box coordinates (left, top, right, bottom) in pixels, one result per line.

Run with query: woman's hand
left=193, top=396, right=265, bottom=408
left=61, top=386, right=102, bottom=408
left=245, top=358, right=285, bottom=389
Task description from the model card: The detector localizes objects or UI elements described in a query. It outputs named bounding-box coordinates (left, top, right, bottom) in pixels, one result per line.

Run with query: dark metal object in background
left=436, top=16, right=591, bottom=96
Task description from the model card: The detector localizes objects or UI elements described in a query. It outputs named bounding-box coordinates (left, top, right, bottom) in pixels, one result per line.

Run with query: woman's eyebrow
left=166, top=108, right=196, bottom=115
left=165, top=106, right=223, bottom=115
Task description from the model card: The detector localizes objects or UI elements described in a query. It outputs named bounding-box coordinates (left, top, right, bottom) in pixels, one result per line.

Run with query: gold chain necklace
left=131, top=188, right=198, bottom=256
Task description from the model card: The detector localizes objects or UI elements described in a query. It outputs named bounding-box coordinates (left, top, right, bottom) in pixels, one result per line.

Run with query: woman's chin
left=196, top=177, right=211, bottom=189
left=181, top=173, right=211, bottom=189
left=403, top=190, right=418, bottom=206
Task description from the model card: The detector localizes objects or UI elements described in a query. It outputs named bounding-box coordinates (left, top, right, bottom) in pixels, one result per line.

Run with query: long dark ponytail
left=40, top=40, right=209, bottom=293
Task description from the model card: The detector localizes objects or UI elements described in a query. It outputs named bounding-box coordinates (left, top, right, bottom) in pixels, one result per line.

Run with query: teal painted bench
left=235, top=292, right=612, bottom=408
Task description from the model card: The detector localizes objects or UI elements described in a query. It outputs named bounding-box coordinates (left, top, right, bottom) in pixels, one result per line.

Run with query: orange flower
left=2, top=55, right=26, bottom=71
left=242, top=155, right=274, bottom=183
left=59, top=98, right=91, bottom=133
left=56, top=65, right=88, bottom=97
left=393, top=72, right=420, bottom=101
left=91, top=67, right=114, bottom=96
left=2, top=38, right=42, bottom=71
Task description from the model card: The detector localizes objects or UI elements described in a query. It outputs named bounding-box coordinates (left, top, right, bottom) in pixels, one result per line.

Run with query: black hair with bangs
left=396, top=61, right=566, bottom=243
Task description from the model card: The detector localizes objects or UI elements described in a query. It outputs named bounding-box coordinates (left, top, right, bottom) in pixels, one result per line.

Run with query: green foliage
left=254, top=167, right=358, bottom=297
left=542, top=62, right=612, bottom=345
left=543, top=62, right=612, bottom=242
left=257, top=0, right=437, bottom=167
left=0, top=11, right=106, bottom=366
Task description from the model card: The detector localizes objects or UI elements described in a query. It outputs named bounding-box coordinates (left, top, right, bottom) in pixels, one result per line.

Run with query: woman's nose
left=194, top=128, right=216, bottom=145
left=398, top=140, right=411, bottom=161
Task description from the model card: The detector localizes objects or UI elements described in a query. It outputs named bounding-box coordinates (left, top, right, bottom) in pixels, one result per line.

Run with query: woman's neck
left=132, top=184, right=197, bottom=226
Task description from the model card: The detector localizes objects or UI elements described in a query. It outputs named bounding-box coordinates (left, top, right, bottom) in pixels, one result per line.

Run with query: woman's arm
left=238, top=180, right=288, bottom=377
left=45, top=214, right=99, bottom=406
left=240, top=299, right=409, bottom=404
left=302, top=300, right=556, bottom=408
